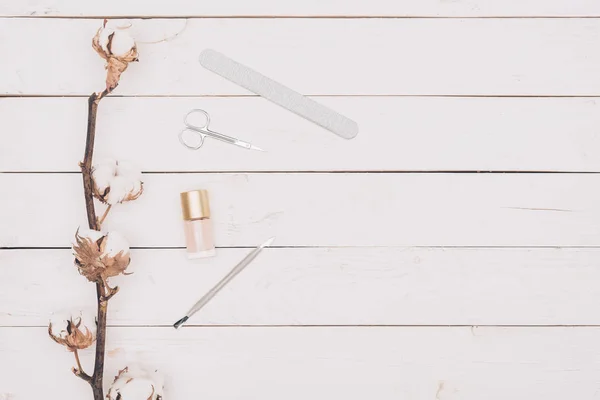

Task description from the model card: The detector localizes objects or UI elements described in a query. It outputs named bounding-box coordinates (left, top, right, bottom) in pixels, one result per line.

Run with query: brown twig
left=74, top=349, right=84, bottom=373
left=73, top=350, right=92, bottom=382
left=100, top=275, right=120, bottom=302
left=97, top=204, right=112, bottom=228
left=80, top=89, right=110, bottom=400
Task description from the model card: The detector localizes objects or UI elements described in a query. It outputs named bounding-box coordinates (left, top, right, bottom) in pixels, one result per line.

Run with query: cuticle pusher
left=173, top=236, right=275, bottom=329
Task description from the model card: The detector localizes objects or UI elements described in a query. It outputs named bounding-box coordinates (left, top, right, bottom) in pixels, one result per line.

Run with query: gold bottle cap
left=181, top=190, right=211, bottom=220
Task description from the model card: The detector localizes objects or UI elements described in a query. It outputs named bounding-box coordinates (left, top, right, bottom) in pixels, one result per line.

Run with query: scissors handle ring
left=179, top=127, right=205, bottom=150
left=184, top=109, right=211, bottom=129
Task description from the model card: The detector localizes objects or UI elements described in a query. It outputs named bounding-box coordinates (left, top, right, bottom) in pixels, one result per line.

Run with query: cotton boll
left=130, top=180, right=142, bottom=196
left=92, top=159, right=117, bottom=192
left=48, top=309, right=97, bottom=352
left=108, top=366, right=164, bottom=400
left=117, top=379, right=156, bottom=399
left=77, top=228, right=105, bottom=243
left=121, top=176, right=143, bottom=202
left=73, top=229, right=106, bottom=282
left=103, top=231, right=130, bottom=257
left=74, top=228, right=131, bottom=281
left=116, top=160, right=142, bottom=182
left=50, top=309, right=97, bottom=338
left=49, top=309, right=74, bottom=337
left=106, top=175, right=131, bottom=205
left=98, top=230, right=131, bottom=278
left=109, top=30, right=136, bottom=57
left=92, top=19, right=139, bottom=92
left=93, top=159, right=144, bottom=205
left=95, top=158, right=118, bottom=169
left=98, top=26, right=115, bottom=54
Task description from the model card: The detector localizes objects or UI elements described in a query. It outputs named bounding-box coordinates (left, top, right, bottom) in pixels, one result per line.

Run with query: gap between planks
left=3, top=171, right=600, bottom=174
left=6, top=325, right=600, bottom=328
left=3, top=94, right=600, bottom=98
left=4, top=245, right=600, bottom=249
left=6, top=15, right=600, bottom=19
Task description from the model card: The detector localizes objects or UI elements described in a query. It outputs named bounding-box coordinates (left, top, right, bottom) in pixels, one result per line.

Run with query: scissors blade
left=232, top=139, right=265, bottom=152
left=202, top=131, right=265, bottom=151
left=173, top=237, right=275, bottom=329
left=249, top=144, right=265, bottom=152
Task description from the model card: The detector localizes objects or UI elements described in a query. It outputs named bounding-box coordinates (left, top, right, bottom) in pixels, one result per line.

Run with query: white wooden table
left=2, top=1, right=600, bottom=398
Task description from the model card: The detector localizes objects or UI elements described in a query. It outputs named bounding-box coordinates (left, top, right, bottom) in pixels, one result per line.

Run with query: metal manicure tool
left=199, top=49, right=359, bottom=140
left=173, top=237, right=275, bottom=329
left=179, top=108, right=264, bottom=151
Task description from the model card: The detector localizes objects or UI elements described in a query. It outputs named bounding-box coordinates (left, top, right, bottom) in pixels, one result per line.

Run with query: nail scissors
left=179, top=109, right=264, bottom=151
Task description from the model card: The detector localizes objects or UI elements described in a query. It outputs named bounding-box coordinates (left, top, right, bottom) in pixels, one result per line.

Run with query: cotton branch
left=47, top=20, right=141, bottom=400
left=49, top=20, right=162, bottom=400
left=81, top=90, right=110, bottom=400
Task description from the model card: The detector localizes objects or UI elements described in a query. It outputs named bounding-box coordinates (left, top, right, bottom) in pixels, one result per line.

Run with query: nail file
left=199, top=49, right=359, bottom=140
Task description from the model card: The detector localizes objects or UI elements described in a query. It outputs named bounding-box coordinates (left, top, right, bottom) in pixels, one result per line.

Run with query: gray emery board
left=199, top=49, right=359, bottom=140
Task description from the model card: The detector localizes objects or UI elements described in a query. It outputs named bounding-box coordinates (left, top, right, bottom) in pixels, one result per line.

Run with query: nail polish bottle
left=180, top=189, right=216, bottom=259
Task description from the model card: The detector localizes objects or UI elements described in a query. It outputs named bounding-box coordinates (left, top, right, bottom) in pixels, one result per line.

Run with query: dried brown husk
left=48, top=317, right=95, bottom=352
left=73, top=231, right=106, bottom=282
left=99, top=237, right=131, bottom=278
left=104, top=56, right=132, bottom=92
left=92, top=21, right=139, bottom=92
left=122, top=183, right=144, bottom=203
left=73, top=231, right=131, bottom=282
left=108, top=367, right=163, bottom=400
left=92, top=175, right=144, bottom=205
left=92, top=183, right=110, bottom=204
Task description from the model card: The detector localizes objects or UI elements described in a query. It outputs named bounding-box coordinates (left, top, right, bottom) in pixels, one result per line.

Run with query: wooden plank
left=2, top=18, right=600, bottom=96
left=3, top=0, right=600, bottom=17
left=2, top=97, right=600, bottom=172
left=2, top=173, right=600, bottom=248
left=2, top=326, right=600, bottom=399
left=3, top=248, right=600, bottom=326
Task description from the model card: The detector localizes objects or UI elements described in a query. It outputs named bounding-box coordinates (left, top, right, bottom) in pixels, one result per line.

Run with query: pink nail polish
left=180, top=190, right=216, bottom=259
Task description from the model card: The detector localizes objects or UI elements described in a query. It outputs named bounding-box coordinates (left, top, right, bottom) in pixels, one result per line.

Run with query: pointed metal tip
left=173, top=316, right=189, bottom=329
left=261, top=237, right=275, bottom=248
left=250, top=145, right=265, bottom=152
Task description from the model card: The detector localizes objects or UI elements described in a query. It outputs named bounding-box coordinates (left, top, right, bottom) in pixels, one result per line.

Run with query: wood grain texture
left=2, top=327, right=600, bottom=399
left=3, top=248, right=600, bottom=327
left=4, top=2, right=600, bottom=397
left=2, top=173, right=600, bottom=248
left=2, top=97, right=600, bottom=172
left=2, top=18, right=600, bottom=96
left=2, top=0, right=600, bottom=17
